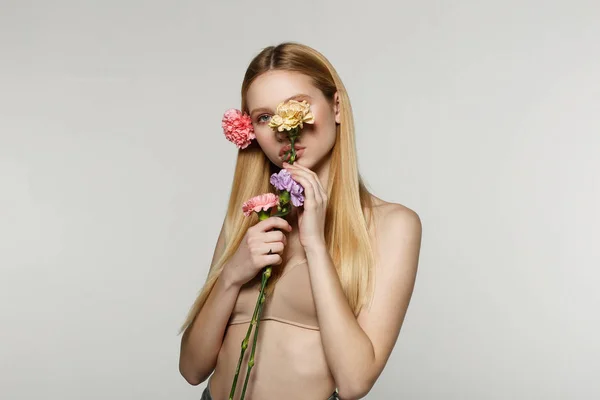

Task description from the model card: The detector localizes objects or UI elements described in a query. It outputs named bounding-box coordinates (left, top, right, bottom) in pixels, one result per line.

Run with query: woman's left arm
left=284, top=162, right=422, bottom=400
left=305, top=207, right=421, bottom=399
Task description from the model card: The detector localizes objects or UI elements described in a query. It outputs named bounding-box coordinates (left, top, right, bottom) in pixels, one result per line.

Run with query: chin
left=292, top=157, right=310, bottom=167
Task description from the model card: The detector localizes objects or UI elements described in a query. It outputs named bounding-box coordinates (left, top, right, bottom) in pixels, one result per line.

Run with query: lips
left=279, top=145, right=306, bottom=158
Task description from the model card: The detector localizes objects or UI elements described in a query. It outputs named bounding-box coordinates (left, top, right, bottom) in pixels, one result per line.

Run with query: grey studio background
left=1, top=1, right=599, bottom=399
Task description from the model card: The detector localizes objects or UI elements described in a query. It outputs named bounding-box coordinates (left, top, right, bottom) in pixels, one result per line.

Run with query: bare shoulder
left=367, top=194, right=422, bottom=240
left=363, top=194, right=422, bottom=275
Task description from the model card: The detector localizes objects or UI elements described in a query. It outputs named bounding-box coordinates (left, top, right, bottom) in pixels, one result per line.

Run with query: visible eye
left=257, top=114, right=271, bottom=124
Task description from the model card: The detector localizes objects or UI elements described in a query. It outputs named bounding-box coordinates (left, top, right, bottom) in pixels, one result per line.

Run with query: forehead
left=246, top=70, right=320, bottom=110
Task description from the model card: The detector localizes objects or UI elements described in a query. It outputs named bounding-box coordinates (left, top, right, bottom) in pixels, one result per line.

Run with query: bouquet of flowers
left=221, top=99, right=314, bottom=400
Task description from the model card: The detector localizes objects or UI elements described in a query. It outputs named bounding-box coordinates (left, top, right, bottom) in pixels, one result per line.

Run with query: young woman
left=178, top=42, right=422, bottom=400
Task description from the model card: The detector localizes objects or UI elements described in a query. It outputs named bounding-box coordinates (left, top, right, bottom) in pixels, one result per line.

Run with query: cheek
left=307, top=110, right=336, bottom=141
left=310, top=104, right=336, bottom=131
left=253, top=126, right=284, bottom=163
left=254, top=125, right=277, bottom=144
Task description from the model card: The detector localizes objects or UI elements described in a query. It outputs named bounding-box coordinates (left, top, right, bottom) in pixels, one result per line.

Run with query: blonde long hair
left=179, top=42, right=377, bottom=335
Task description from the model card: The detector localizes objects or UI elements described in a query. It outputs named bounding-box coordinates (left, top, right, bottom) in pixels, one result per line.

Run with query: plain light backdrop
left=1, top=1, right=599, bottom=399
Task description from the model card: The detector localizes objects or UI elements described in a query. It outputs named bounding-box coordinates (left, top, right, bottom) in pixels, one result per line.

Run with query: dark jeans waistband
left=201, top=384, right=339, bottom=400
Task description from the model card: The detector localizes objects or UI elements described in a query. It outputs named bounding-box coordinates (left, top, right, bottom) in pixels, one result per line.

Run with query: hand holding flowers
left=223, top=197, right=292, bottom=289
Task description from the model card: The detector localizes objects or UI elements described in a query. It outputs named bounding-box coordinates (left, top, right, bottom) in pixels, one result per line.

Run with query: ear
left=333, top=92, right=341, bottom=124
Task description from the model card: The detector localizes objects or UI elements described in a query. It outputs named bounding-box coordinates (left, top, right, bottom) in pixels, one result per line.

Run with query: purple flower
left=288, top=181, right=304, bottom=207
left=270, top=169, right=304, bottom=207
left=270, top=169, right=293, bottom=191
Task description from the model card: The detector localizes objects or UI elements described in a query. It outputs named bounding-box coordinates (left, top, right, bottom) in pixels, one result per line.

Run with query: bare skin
left=202, top=195, right=420, bottom=400
left=179, top=70, right=422, bottom=399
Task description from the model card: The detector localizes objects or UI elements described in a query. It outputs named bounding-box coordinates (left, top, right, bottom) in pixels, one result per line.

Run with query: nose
left=275, top=131, right=287, bottom=142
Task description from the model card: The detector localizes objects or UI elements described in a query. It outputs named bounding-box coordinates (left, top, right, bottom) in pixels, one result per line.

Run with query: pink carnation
left=222, top=108, right=255, bottom=149
left=242, top=193, right=279, bottom=217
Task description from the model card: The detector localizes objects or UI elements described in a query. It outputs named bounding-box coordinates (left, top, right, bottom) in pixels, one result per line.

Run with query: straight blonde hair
left=179, top=42, right=377, bottom=335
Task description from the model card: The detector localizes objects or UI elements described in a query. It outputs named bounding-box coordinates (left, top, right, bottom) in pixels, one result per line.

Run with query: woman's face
left=246, top=70, right=340, bottom=169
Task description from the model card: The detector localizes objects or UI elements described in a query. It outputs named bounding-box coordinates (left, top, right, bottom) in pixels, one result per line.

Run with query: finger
left=289, top=162, right=319, bottom=182
left=288, top=169, right=317, bottom=202
left=257, top=217, right=292, bottom=232
left=286, top=168, right=322, bottom=205
left=264, top=230, right=287, bottom=245
left=301, top=168, right=326, bottom=201
left=288, top=173, right=318, bottom=207
left=285, top=163, right=326, bottom=203
left=261, top=242, right=284, bottom=255
left=264, top=253, right=283, bottom=265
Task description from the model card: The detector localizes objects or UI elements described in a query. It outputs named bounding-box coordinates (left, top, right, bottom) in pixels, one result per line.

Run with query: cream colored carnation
left=268, top=99, right=315, bottom=132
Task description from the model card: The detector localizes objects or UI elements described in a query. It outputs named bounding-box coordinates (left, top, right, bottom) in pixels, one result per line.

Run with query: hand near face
left=283, top=162, right=328, bottom=250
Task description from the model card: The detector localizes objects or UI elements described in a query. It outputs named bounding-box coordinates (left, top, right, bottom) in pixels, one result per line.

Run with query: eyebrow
left=250, top=93, right=313, bottom=117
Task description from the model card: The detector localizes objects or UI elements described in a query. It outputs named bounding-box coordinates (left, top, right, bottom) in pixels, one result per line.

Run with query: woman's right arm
left=178, top=217, right=291, bottom=385
left=178, top=221, right=241, bottom=386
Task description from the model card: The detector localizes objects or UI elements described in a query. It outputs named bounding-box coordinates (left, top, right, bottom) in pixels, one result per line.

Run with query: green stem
left=228, top=209, right=280, bottom=399
left=228, top=266, right=266, bottom=400
left=229, top=179, right=296, bottom=398
left=288, top=135, right=297, bottom=164
left=239, top=268, right=269, bottom=400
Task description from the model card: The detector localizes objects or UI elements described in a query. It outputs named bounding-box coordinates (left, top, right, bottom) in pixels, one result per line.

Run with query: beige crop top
left=227, top=258, right=320, bottom=330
